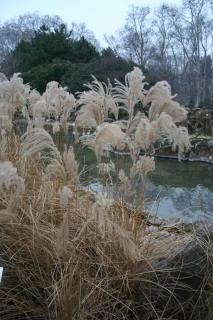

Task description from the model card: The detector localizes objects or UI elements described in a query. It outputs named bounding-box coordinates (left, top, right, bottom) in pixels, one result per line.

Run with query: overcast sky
left=1, top=0, right=182, bottom=44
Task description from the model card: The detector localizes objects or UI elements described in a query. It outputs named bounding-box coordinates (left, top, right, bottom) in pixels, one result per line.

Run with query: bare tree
left=70, top=22, right=100, bottom=49
left=153, top=5, right=172, bottom=66
left=164, top=0, right=213, bottom=105
left=105, top=6, right=153, bottom=67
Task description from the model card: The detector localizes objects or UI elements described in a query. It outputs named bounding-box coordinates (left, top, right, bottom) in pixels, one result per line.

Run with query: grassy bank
left=0, top=132, right=212, bottom=320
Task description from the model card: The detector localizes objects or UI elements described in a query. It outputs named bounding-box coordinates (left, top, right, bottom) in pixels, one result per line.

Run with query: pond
left=17, top=124, right=213, bottom=223
left=74, top=145, right=213, bottom=223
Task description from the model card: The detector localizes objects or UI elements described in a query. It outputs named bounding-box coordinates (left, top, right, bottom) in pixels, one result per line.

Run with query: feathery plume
left=146, top=80, right=187, bottom=122
left=0, top=129, right=8, bottom=160
left=172, top=126, right=191, bottom=160
left=93, top=123, right=127, bottom=162
left=130, top=156, right=155, bottom=178
left=59, top=186, right=73, bottom=208
left=92, top=192, right=141, bottom=261
left=74, top=76, right=118, bottom=141
left=0, top=161, right=25, bottom=220
left=0, top=161, right=25, bottom=194
left=97, top=160, right=115, bottom=176
left=20, top=128, right=61, bottom=161
left=133, top=117, right=159, bottom=154
left=113, top=67, right=147, bottom=117
left=0, top=73, right=8, bottom=82
left=45, top=158, right=66, bottom=181
left=0, top=73, right=30, bottom=122
left=62, top=145, right=79, bottom=184
left=52, top=122, right=61, bottom=134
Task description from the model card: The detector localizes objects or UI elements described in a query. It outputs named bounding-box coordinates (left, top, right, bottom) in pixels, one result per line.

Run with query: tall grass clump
left=77, top=67, right=190, bottom=206
left=0, top=70, right=212, bottom=319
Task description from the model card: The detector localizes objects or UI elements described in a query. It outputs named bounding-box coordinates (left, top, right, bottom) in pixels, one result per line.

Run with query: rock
left=207, top=139, right=213, bottom=148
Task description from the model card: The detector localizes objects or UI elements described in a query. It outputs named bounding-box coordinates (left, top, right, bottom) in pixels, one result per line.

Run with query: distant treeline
left=1, top=0, right=213, bottom=107
left=0, top=18, right=134, bottom=94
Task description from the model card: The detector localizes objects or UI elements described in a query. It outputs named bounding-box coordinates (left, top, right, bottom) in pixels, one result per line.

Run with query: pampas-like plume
left=52, top=122, right=61, bottom=134
left=158, top=112, right=178, bottom=139
left=0, top=161, right=25, bottom=221
left=0, top=161, right=25, bottom=194
left=146, top=81, right=188, bottom=123
left=133, top=117, right=160, bottom=154
left=74, top=103, right=104, bottom=141
left=157, top=112, right=190, bottom=159
left=172, top=126, right=191, bottom=160
left=89, top=123, right=127, bottom=162
left=59, top=186, right=73, bottom=208
left=80, top=123, right=126, bottom=162
left=29, top=81, right=75, bottom=127
left=60, top=95, right=76, bottom=122
left=78, top=76, right=118, bottom=119
left=30, top=99, right=47, bottom=120
left=21, top=129, right=80, bottom=185
left=0, top=73, right=30, bottom=121
left=118, top=169, right=129, bottom=185
left=91, top=192, right=113, bottom=237
left=97, top=160, right=115, bottom=176
left=118, top=169, right=132, bottom=199
left=74, top=77, right=119, bottom=140
left=127, top=112, right=144, bottom=134
left=130, top=156, right=155, bottom=179
left=77, top=104, right=103, bottom=126
left=149, top=99, right=188, bottom=123
left=92, top=193, right=141, bottom=262
left=0, top=73, right=8, bottom=82
left=0, top=115, right=12, bottom=131
left=113, top=67, right=147, bottom=118
left=146, top=81, right=176, bottom=103
left=78, top=132, right=96, bottom=151
left=45, top=158, right=66, bottom=181
left=28, top=88, right=41, bottom=106
left=62, top=145, right=79, bottom=185
left=43, top=81, right=76, bottom=121
left=20, top=128, right=61, bottom=161
left=0, top=129, right=8, bottom=160
left=132, top=111, right=189, bottom=160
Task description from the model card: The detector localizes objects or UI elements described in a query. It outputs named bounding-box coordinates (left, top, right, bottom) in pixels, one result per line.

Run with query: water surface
left=75, top=146, right=213, bottom=223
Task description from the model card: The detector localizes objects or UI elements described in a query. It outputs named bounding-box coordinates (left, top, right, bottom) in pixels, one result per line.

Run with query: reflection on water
left=16, top=124, right=213, bottom=222
left=143, top=181, right=213, bottom=222
left=75, top=146, right=213, bottom=223
left=143, top=160, right=213, bottom=222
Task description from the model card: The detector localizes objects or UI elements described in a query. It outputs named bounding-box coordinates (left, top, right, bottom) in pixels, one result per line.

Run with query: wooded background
left=1, top=0, right=213, bottom=108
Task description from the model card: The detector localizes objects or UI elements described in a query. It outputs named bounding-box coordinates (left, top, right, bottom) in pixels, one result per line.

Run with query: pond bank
left=111, top=150, right=213, bottom=163
left=109, top=136, right=213, bottom=164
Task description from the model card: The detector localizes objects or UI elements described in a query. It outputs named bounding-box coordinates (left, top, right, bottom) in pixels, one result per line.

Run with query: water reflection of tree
left=145, top=179, right=213, bottom=221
